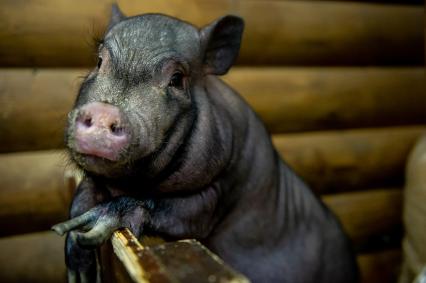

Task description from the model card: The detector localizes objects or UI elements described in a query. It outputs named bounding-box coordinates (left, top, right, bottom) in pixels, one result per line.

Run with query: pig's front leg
left=54, top=184, right=220, bottom=283
left=147, top=185, right=222, bottom=239
left=53, top=195, right=148, bottom=283
left=52, top=177, right=111, bottom=283
left=55, top=184, right=222, bottom=244
left=55, top=184, right=222, bottom=243
left=53, top=196, right=148, bottom=247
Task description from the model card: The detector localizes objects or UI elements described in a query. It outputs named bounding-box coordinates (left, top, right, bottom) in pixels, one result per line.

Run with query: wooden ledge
left=108, top=228, right=250, bottom=283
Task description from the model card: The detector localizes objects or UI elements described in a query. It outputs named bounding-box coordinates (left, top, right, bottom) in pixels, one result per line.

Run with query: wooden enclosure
left=0, top=0, right=424, bottom=282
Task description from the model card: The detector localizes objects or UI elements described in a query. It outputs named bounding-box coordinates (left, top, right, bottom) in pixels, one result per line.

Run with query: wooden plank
left=107, top=228, right=249, bottom=283
left=0, top=0, right=422, bottom=67
left=0, top=231, right=66, bottom=283
left=0, top=150, right=74, bottom=237
left=274, top=126, right=425, bottom=193
left=357, top=249, right=402, bottom=283
left=323, top=188, right=403, bottom=251
left=1, top=68, right=424, bottom=152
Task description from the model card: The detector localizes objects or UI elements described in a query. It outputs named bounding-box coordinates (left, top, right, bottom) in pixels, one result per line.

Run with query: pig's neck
left=148, top=81, right=235, bottom=193
left=98, top=78, right=232, bottom=193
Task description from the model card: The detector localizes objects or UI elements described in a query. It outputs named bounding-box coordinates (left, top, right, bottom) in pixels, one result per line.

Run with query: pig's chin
left=70, top=150, right=129, bottom=178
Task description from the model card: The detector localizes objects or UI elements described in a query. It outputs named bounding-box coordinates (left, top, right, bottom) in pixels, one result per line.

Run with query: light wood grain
left=225, top=67, right=425, bottom=133
left=0, top=231, right=66, bottom=283
left=0, top=69, right=83, bottom=152
left=274, top=126, right=425, bottom=193
left=0, top=150, right=76, bottom=236
left=109, top=228, right=249, bottom=283
left=323, top=188, right=402, bottom=250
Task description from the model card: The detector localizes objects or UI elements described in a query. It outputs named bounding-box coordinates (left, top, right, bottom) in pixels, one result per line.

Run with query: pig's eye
left=168, top=72, right=184, bottom=90
left=97, top=57, right=103, bottom=69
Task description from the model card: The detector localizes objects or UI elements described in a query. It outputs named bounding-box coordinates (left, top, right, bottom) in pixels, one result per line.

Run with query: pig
left=52, top=5, right=358, bottom=283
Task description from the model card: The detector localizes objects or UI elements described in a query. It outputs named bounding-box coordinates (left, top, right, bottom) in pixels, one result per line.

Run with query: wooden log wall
left=0, top=151, right=75, bottom=237
left=0, top=0, right=423, bottom=66
left=0, top=0, right=424, bottom=282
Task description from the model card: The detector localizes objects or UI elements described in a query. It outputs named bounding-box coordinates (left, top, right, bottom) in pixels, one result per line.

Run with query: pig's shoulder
left=204, top=75, right=252, bottom=113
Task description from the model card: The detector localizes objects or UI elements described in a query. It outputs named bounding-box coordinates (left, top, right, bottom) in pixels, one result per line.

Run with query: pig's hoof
left=66, top=231, right=100, bottom=283
left=76, top=218, right=120, bottom=247
left=51, top=206, right=104, bottom=237
left=67, top=267, right=101, bottom=283
left=53, top=197, right=144, bottom=248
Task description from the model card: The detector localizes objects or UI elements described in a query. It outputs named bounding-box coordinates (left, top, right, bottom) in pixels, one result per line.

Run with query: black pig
left=53, top=5, right=358, bottom=283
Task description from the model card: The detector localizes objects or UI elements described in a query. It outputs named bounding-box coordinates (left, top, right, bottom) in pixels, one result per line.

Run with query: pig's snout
left=73, top=102, right=129, bottom=161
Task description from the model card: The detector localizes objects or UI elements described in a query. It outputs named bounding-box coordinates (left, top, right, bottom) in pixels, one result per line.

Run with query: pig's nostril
left=110, top=123, right=124, bottom=136
left=83, top=117, right=92, bottom=127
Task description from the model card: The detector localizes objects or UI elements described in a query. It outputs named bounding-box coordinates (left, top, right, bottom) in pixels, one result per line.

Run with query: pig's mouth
left=74, top=138, right=125, bottom=162
left=66, top=130, right=131, bottom=177
left=69, top=150, right=130, bottom=178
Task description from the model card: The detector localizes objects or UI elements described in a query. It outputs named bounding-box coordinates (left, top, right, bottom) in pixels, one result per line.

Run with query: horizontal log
left=1, top=68, right=424, bottom=152
left=323, top=188, right=402, bottom=251
left=0, top=231, right=66, bottom=283
left=0, top=150, right=75, bottom=237
left=274, top=126, right=425, bottom=193
left=357, top=249, right=402, bottom=283
left=0, top=69, right=81, bottom=152
left=224, top=67, right=425, bottom=133
left=0, top=0, right=423, bottom=67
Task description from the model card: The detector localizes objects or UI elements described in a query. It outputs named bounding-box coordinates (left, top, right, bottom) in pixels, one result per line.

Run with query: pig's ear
left=106, top=4, right=126, bottom=32
left=200, top=15, right=244, bottom=75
